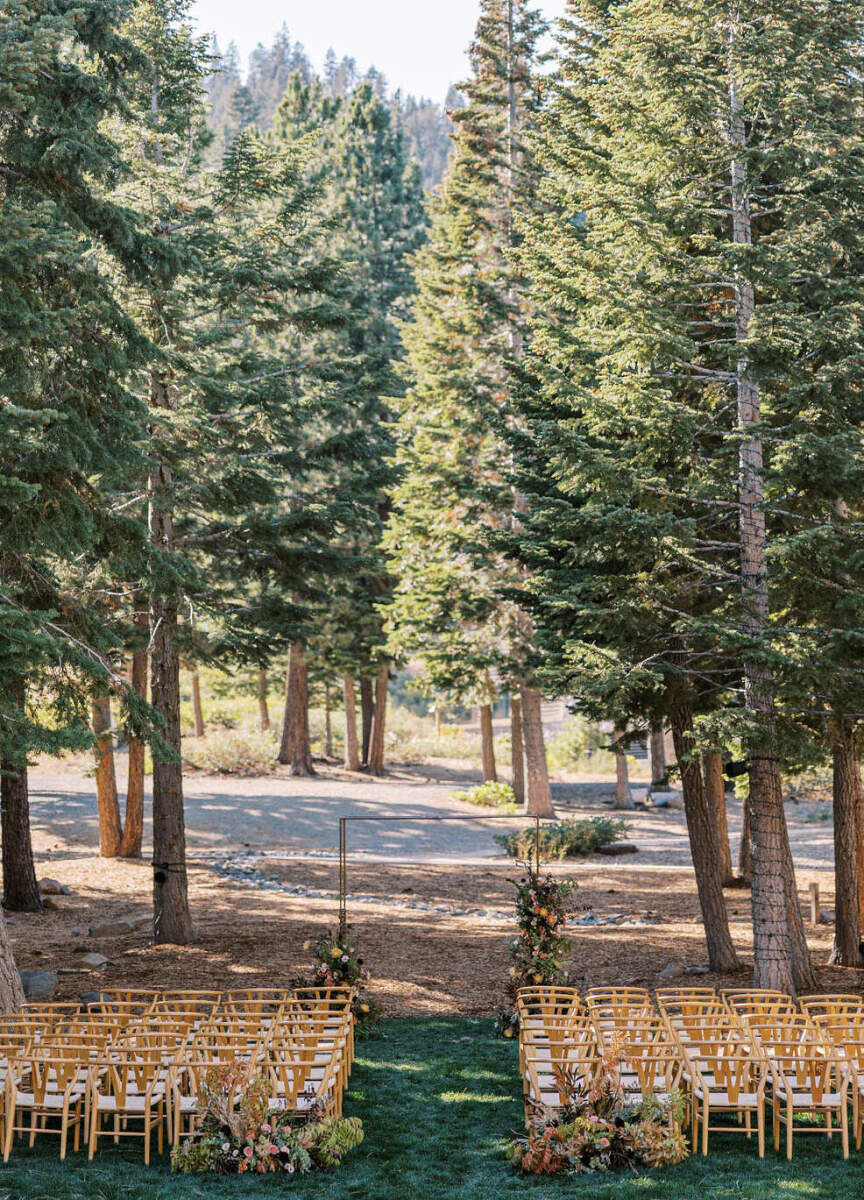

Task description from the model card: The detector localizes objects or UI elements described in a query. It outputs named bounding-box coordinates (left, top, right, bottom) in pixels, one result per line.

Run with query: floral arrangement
left=449, top=780, right=517, bottom=811
left=507, top=1052, right=688, bottom=1175
left=301, top=928, right=382, bottom=1034
left=170, top=1063, right=364, bottom=1175
left=494, top=864, right=577, bottom=1038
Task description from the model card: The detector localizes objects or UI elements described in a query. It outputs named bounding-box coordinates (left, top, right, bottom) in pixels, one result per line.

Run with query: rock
left=41, top=898, right=60, bottom=911
left=819, top=908, right=835, bottom=925
left=38, top=878, right=64, bottom=895
left=80, top=991, right=103, bottom=1007
left=595, top=842, right=639, bottom=856
left=132, top=916, right=152, bottom=931
left=57, top=967, right=83, bottom=975
left=88, top=920, right=134, bottom=938
left=657, top=960, right=686, bottom=981
left=666, top=794, right=684, bottom=811
left=78, top=952, right=110, bottom=969
left=684, top=965, right=710, bottom=976
left=19, top=969, right=58, bottom=999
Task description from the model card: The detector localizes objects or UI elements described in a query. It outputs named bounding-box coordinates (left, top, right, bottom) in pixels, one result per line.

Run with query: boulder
left=684, top=965, right=710, bottom=976
left=38, top=878, right=64, bottom=895
left=78, top=952, right=110, bottom=969
left=88, top=920, right=134, bottom=938
left=19, top=969, right=58, bottom=999
left=657, top=960, right=686, bottom=981
left=595, top=842, right=639, bottom=856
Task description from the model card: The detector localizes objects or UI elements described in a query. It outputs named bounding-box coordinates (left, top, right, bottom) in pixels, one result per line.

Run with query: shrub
left=299, top=929, right=381, bottom=1035
left=449, top=780, right=517, bottom=810
left=495, top=816, right=627, bottom=860
left=183, top=726, right=279, bottom=775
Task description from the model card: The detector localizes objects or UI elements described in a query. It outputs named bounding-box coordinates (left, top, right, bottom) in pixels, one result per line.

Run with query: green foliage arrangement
left=449, top=781, right=517, bottom=811
left=495, top=866, right=576, bottom=1038
left=170, top=1062, right=363, bottom=1175
left=495, top=817, right=628, bottom=860
left=507, top=1051, right=688, bottom=1176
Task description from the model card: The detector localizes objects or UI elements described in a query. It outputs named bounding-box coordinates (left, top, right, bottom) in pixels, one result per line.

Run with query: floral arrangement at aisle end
left=507, top=1050, right=689, bottom=1175
left=494, top=863, right=577, bottom=1038
left=299, top=928, right=382, bottom=1034
left=171, top=1063, right=364, bottom=1175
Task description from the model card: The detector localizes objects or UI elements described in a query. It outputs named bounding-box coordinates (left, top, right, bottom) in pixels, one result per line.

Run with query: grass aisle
left=0, top=1019, right=861, bottom=1198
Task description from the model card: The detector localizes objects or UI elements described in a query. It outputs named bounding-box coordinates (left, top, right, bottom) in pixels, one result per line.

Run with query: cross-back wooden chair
left=681, top=1038, right=770, bottom=1157
left=3, top=1054, right=88, bottom=1161
left=521, top=1033, right=597, bottom=1124
left=765, top=1037, right=850, bottom=1159
left=87, top=1055, right=168, bottom=1164
left=800, top=995, right=864, bottom=1019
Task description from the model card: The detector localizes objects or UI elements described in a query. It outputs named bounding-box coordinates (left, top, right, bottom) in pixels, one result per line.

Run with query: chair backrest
left=799, top=994, right=864, bottom=1018
left=685, top=1041, right=767, bottom=1102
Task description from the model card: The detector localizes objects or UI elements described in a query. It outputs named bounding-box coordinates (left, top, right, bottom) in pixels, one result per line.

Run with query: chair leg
left=826, top=1109, right=832, bottom=1139
left=3, top=1107, right=15, bottom=1163
left=28, top=1108, right=36, bottom=1148
left=841, top=1100, right=849, bottom=1160
left=773, top=1101, right=780, bottom=1152
left=702, top=1100, right=709, bottom=1156
left=786, top=1100, right=793, bottom=1161
left=745, top=1109, right=751, bottom=1139
left=757, top=1102, right=765, bottom=1159
left=88, top=1109, right=99, bottom=1161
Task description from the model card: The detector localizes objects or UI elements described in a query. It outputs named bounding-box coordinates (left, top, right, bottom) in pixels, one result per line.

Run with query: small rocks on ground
left=657, top=960, right=686, bottom=981
left=38, top=878, right=70, bottom=896
left=78, top=952, right=110, bottom=969
left=89, top=920, right=134, bottom=938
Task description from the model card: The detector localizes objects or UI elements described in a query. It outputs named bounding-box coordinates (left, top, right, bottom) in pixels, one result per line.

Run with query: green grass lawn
left=0, top=1019, right=860, bottom=1199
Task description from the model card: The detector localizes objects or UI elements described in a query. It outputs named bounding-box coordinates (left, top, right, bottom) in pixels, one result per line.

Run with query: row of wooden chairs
left=0, top=987, right=356, bottom=1163
left=517, top=985, right=864, bottom=1160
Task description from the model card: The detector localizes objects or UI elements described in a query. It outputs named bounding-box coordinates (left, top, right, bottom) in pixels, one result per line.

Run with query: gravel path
left=28, top=761, right=834, bottom=869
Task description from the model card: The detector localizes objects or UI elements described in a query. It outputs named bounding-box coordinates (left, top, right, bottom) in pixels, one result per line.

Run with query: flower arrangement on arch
left=170, top=1062, right=364, bottom=1176
left=300, top=928, right=382, bottom=1034
left=494, top=863, right=577, bottom=1038
left=507, top=1050, right=689, bottom=1175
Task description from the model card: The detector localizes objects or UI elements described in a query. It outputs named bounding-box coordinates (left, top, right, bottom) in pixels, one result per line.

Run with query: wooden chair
left=682, top=1040, right=769, bottom=1156
left=87, top=1056, right=167, bottom=1164
left=521, top=1033, right=597, bottom=1123
left=3, top=1054, right=87, bottom=1160
left=766, top=1039, right=851, bottom=1159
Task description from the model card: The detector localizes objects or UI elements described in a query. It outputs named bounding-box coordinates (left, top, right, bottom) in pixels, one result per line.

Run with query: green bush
left=182, top=726, right=279, bottom=775
left=449, top=780, right=517, bottom=810
left=495, top=816, right=628, bottom=860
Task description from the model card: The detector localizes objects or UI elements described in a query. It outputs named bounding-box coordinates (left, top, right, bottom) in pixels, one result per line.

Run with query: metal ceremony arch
left=337, top=813, right=544, bottom=939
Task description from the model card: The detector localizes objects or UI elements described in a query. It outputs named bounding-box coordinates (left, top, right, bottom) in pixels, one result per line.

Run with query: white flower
left=221, top=1142, right=230, bottom=1152
left=341, top=954, right=349, bottom=963
left=285, top=1162, right=295, bottom=1173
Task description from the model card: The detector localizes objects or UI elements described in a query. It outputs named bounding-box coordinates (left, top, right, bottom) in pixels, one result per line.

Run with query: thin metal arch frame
left=337, top=814, right=544, bottom=939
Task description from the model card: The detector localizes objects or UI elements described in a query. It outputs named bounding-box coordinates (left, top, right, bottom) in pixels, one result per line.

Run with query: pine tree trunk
left=728, top=52, right=810, bottom=993
left=257, top=669, right=270, bottom=732
left=323, top=684, right=333, bottom=758
left=510, top=693, right=525, bottom=806
left=649, top=724, right=668, bottom=788
left=830, top=719, right=863, bottom=967
left=703, top=751, right=735, bottom=886
left=119, top=617, right=147, bottom=860
left=613, top=728, right=635, bottom=810
left=479, top=704, right=497, bottom=782
left=360, top=676, right=374, bottom=767
left=435, top=707, right=442, bottom=738
left=670, top=699, right=740, bottom=972
left=343, top=676, right=360, bottom=771
left=190, top=669, right=205, bottom=738
left=367, top=663, right=388, bottom=777
left=0, top=749, right=42, bottom=913
left=0, top=913, right=23, bottom=1012
left=278, top=642, right=314, bottom=776
left=856, top=765, right=864, bottom=932
left=149, top=370, right=193, bottom=947
left=739, top=794, right=752, bottom=883
left=92, top=693, right=122, bottom=857
left=520, top=683, right=554, bottom=817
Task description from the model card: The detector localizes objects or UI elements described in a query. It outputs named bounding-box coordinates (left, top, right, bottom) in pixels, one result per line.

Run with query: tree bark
left=92, top=693, right=122, bottom=858
left=278, top=642, right=314, bottom=776
left=343, top=676, right=360, bottom=771
left=703, top=751, right=735, bottom=886
left=119, top=609, right=147, bottom=859
left=510, top=693, right=525, bottom=806
left=0, top=911, right=23, bottom=1012
left=670, top=699, right=740, bottom=972
left=190, top=668, right=205, bottom=738
left=0, top=756, right=42, bottom=914
left=649, top=724, right=668, bottom=789
left=479, top=703, right=497, bottom=782
left=149, top=370, right=193, bottom=946
left=360, top=676, right=374, bottom=767
left=520, top=683, right=554, bottom=817
left=613, top=728, right=635, bottom=810
left=367, top=663, right=388, bottom=777
left=257, top=669, right=270, bottom=732
left=738, top=794, right=752, bottom=883
left=728, top=45, right=810, bottom=993
left=856, top=764, right=864, bottom=933
left=829, top=719, right=863, bottom=967
left=323, top=683, right=333, bottom=758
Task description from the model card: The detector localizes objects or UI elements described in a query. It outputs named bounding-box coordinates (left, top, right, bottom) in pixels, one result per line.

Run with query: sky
left=190, top=1, right=569, bottom=104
